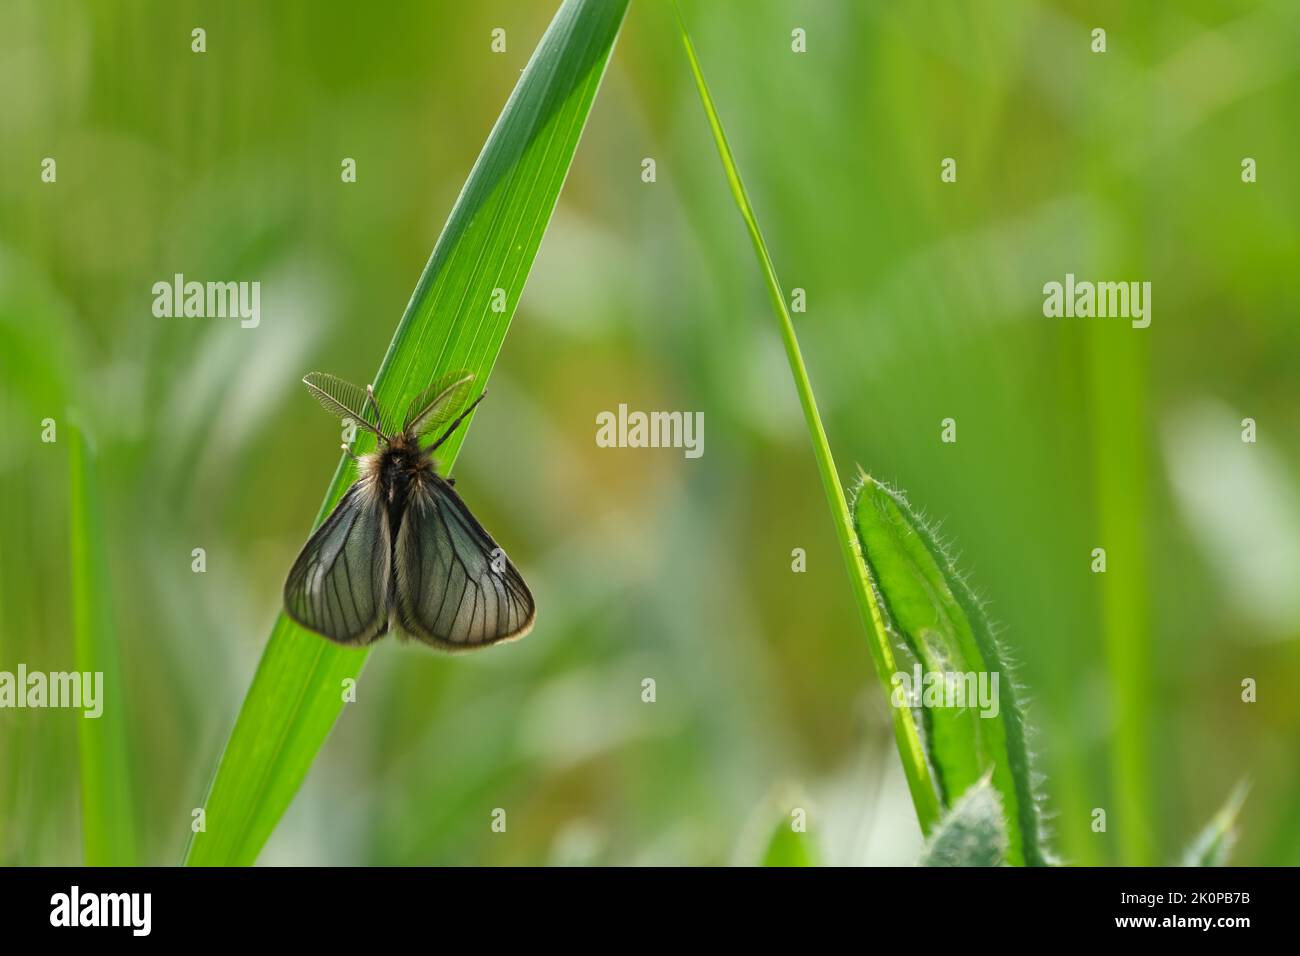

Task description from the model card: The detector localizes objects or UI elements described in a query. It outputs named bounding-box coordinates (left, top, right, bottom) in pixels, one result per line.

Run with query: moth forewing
left=392, top=474, right=535, bottom=651
left=282, top=477, right=393, bottom=645
left=403, top=370, right=475, bottom=438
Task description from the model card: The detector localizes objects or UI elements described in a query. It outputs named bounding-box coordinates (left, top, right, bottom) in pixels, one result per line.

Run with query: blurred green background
left=2, top=0, right=1297, bottom=866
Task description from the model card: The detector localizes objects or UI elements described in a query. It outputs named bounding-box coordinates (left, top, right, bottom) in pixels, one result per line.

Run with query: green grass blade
left=919, top=776, right=1007, bottom=868
left=68, top=423, right=137, bottom=865
left=672, top=4, right=941, bottom=837
left=184, top=0, right=629, bottom=866
left=852, top=475, right=1047, bottom=866
left=1182, top=781, right=1249, bottom=867
left=760, top=819, right=818, bottom=867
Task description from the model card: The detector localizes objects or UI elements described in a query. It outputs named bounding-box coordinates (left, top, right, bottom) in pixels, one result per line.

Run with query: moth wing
left=394, top=475, right=535, bottom=650
left=284, top=477, right=392, bottom=645
left=403, top=370, right=475, bottom=438
left=302, top=372, right=384, bottom=438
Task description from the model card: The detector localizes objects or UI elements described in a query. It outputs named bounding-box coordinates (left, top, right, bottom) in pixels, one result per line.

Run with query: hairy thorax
left=363, top=434, right=433, bottom=532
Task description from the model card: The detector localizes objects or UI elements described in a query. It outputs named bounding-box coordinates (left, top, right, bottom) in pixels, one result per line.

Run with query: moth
left=283, top=370, right=535, bottom=651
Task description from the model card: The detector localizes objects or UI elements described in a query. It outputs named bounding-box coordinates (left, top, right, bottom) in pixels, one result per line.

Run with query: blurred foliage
left=1182, top=780, right=1249, bottom=866
left=1, top=0, right=1297, bottom=865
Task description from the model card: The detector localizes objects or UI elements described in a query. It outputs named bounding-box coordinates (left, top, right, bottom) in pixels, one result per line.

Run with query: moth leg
left=427, top=391, right=487, bottom=452
left=365, top=384, right=385, bottom=434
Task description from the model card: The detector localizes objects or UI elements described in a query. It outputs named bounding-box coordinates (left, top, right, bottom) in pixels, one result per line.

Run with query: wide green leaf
left=919, top=776, right=1007, bottom=867
left=852, top=474, right=1048, bottom=866
left=69, top=423, right=137, bottom=865
left=185, top=0, right=629, bottom=866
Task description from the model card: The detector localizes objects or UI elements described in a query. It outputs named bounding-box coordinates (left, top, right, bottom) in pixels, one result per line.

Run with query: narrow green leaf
left=1182, top=781, right=1249, bottom=867
left=68, top=423, right=137, bottom=865
left=919, top=776, right=1007, bottom=868
left=185, top=0, right=629, bottom=866
left=672, top=5, right=942, bottom=835
left=852, top=474, right=1048, bottom=866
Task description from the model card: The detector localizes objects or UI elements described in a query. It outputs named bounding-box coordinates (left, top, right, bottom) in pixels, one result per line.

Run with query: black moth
left=283, top=370, right=534, bottom=651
